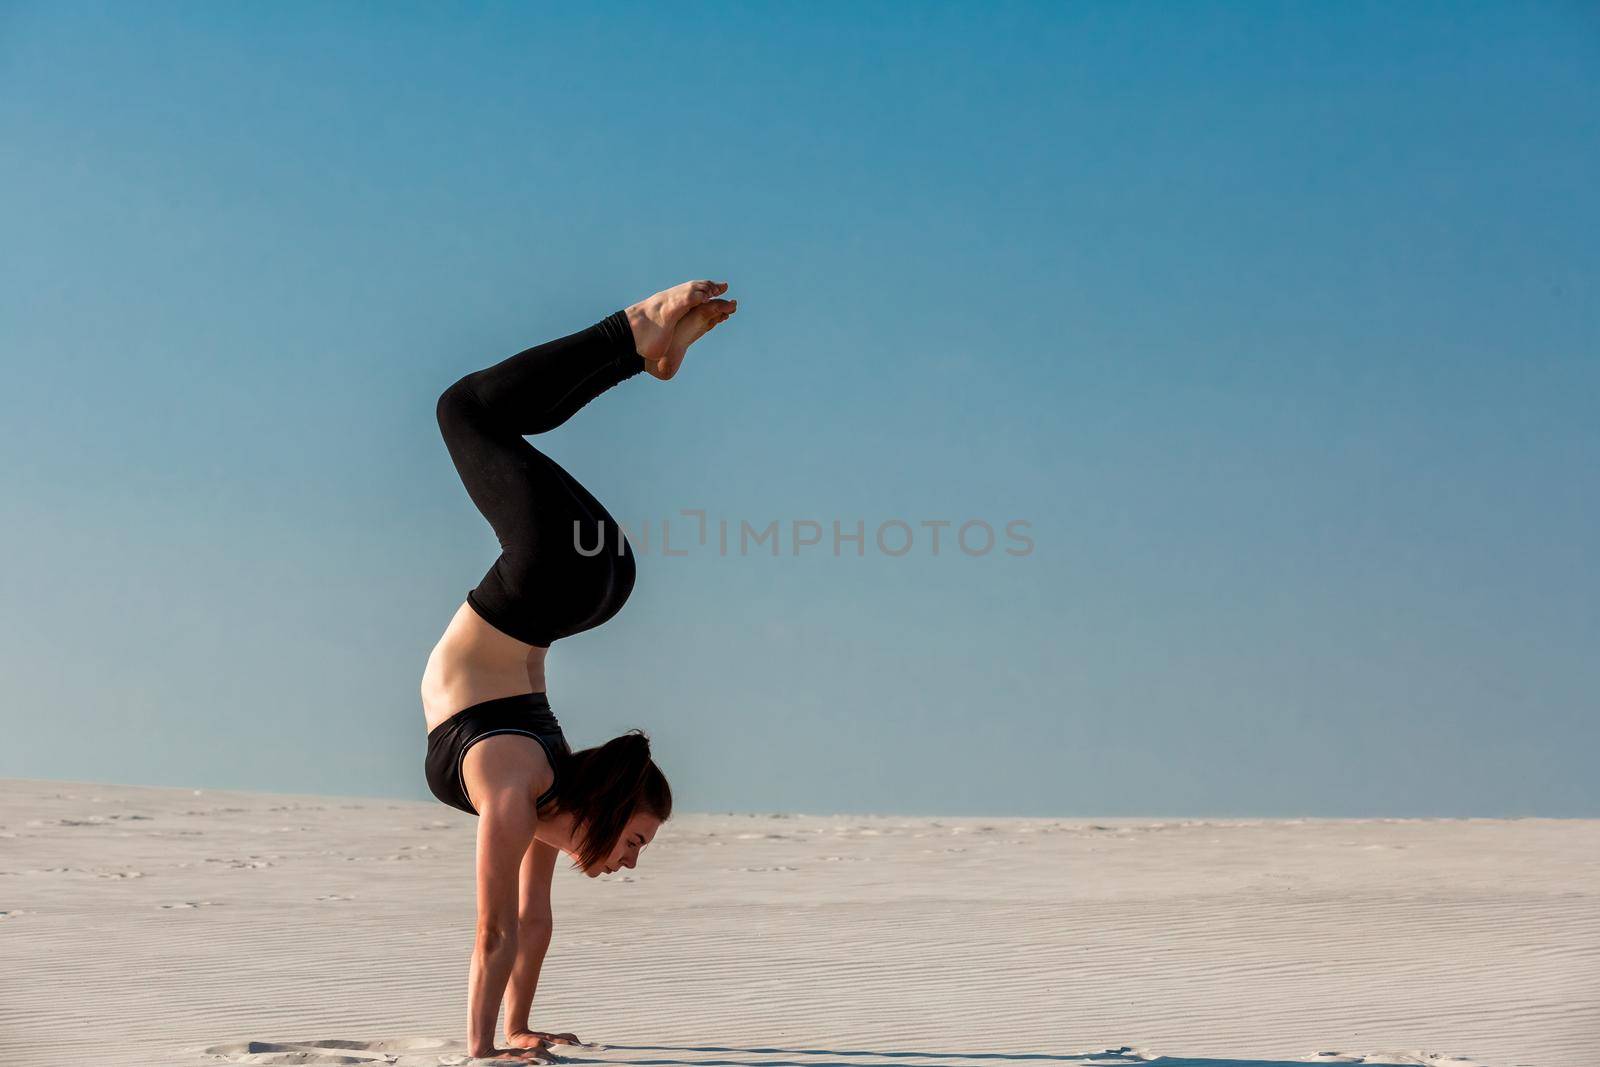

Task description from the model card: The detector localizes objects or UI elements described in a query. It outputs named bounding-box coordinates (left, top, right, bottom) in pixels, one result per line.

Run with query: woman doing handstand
left=420, top=280, right=737, bottom=1059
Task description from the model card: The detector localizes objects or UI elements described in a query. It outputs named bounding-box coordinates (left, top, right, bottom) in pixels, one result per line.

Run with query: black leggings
left=436, top=309, right=645, bottom=648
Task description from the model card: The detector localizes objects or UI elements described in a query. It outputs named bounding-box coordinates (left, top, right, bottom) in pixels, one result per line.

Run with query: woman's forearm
left=467, top=929, right=519, bottom=1056
left=503, top=921, right=554, bottom=1036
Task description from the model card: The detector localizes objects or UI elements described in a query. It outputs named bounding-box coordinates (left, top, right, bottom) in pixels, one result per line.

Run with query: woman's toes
left=660, top=280, right=728, bottom=321
left=691, top=299, right=731, bottom=328
left=665, top=286, right=702, bottom=317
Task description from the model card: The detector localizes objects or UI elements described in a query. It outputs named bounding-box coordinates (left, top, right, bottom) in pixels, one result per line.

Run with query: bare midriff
left=420, top=601, right=549, bottom=733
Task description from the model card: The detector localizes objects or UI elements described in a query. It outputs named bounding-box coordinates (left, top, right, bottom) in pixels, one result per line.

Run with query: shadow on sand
left=563, top=1043, right=1386, bottom=1067
left=199, top=1037, right=1412, bottom=1067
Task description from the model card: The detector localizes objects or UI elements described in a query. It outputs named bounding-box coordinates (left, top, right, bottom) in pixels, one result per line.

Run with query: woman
left=420, top=280, right=737, bottom=1060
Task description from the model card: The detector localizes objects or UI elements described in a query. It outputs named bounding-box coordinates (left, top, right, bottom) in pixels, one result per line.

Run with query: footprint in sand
left=160, top=900, right=219, bottom=909
left=206, top=857, right=275, bottom=869
left=202, top=1036, right=472, bottom=1065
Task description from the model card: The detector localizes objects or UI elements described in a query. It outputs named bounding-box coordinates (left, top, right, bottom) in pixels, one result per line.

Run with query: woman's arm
left=502, top=919, right=552, bottom=1047
left=467, top=789, right=538, bottom=1059
left=504, top=840, right=584, bottom=1048
left=504, top=839, right=556, bottom=1043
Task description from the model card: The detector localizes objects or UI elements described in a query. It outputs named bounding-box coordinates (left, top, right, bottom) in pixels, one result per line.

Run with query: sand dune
left=0, top=779, right=1594, bottom=1067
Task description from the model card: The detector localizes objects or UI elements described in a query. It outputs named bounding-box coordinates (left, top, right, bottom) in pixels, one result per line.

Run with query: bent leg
left=444, top=310, right=644, bottom=438
left=436, top=310, right=644, bottom=646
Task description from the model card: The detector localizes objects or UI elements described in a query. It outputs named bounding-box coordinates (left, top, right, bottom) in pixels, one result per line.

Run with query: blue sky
left=2, top=2, right=1595, bottom=816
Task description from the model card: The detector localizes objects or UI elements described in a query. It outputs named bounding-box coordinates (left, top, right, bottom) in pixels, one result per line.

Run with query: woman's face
left=587, top=811, right=662, bottom=877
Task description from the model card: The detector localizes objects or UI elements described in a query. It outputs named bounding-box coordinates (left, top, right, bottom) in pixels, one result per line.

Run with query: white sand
left=0, top=779, right=1594, bottom=1067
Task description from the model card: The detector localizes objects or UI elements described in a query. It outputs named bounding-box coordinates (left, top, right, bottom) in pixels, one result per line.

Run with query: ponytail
left=552, top=729, right=672, bottom=871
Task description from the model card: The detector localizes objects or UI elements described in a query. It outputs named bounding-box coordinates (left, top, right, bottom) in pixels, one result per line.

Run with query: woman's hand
left=466, top=1042, right=555, bottom=1064
left=506, top=1029, right=587, bottom=1049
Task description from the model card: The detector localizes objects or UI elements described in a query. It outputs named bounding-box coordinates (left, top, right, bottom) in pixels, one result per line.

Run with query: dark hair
left=548, top=729, right=671, bottom=872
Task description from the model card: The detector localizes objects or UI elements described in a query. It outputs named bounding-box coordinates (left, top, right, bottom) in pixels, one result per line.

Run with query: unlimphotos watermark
left=574, top=511, right=1034, bottom=558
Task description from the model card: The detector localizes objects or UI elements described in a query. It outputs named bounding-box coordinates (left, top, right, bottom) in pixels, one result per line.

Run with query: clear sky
left=2, top=2, right=1595, bottom=816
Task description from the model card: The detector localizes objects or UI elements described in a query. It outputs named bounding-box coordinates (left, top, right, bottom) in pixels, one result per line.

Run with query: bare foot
left=624, top=280, right=728, bottom=365
left=645, top=297, right=737, bottom=381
